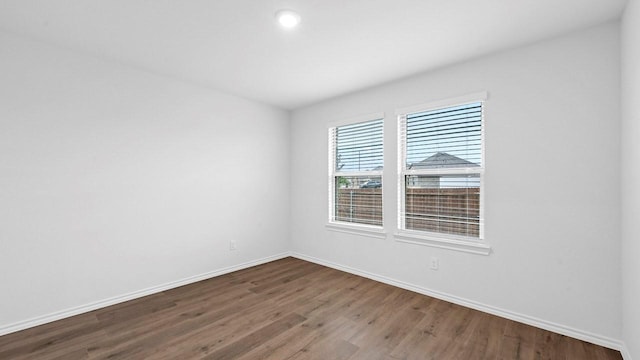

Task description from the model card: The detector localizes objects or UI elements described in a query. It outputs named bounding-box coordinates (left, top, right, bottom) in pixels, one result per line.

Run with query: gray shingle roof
left=410, top=152, right=479, bottom=169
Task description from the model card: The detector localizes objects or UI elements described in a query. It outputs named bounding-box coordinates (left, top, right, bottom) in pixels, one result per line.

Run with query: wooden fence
left=335, top=187, right=479, bottom=237
left=335, top=188, right=383, bottom=226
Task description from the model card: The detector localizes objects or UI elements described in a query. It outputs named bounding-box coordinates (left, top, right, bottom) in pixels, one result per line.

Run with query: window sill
left=326, top=222, right=387, bottom=239
left=394, top=231, right=491, bottom=255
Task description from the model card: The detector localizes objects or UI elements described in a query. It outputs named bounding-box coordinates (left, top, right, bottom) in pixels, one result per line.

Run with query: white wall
left=0, top=31, right=290, bottom=332
left=291, top=22, right=621, bottom=346
left=622, top=1, right=640, bottom=358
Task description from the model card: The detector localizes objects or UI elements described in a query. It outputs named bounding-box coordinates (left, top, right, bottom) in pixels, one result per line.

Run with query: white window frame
left=395, top=92, right=491, bottom=255
left=327, top=113, right=386, bottom=237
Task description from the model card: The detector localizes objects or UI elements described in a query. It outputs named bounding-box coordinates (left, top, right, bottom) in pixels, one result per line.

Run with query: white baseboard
left=290, top=252, right=624, bottom=353
left=0, top=252, right=290, bottom=337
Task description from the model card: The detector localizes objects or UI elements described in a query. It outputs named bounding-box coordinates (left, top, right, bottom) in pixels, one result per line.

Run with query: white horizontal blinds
left=331, top=119, right=383, bottom=227
left=402, top=102, right=483, bottom=238
left=335, top=119, right=384, bottom=172
left=405, top=102, right=482, bottom=168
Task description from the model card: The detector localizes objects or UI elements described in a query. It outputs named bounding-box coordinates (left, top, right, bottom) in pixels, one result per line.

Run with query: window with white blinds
left=398, top=100, right=484, bottom=239
left=329, top=118, right=383, bottom=227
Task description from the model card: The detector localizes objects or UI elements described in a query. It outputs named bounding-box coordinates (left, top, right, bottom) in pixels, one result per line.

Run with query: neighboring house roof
left=372, top=165, right=384, bottom=171
left=410, top=152, right=479, bottom=169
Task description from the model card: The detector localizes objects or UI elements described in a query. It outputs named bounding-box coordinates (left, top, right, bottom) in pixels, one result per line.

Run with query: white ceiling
left=0, top=0, right=628, bottom=110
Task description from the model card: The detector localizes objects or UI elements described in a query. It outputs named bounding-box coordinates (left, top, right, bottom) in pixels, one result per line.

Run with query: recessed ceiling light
left=276, top=10, right=301, bottom=28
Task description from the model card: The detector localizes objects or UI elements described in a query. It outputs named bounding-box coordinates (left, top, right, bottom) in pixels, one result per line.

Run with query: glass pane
left=334, top=176, right=382, bottom=226
left=335, top=119, right=384, bottom=172
left=405, top=174, right=480, bottom=237
left=406, top=102, right=482, bottom=169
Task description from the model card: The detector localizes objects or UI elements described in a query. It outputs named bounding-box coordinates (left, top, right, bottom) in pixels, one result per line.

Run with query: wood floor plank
left=425, top=306, right=488, bottom=360
left=388, top=299, right=458, bottom=359
left=348, top=289, right=424, bottom=347
left=101, top=267, right=339, bottom=359
left=288, top=338, right=359, bottom=360
left=84, top=287, right=259, bottom=358
left=284, top=318, right=361, bottom=360
left=241, top=276, right=382, bottom=359
left=5, top=327, right=107, bottom=360
left=0, top=312, right=100, bottom=351
left=202, top=313, right=306, bottom=360
left=147, top=292, right=319, bottom=358
left=0, top=257, right=622, bottom=360
left=534, top=328, right=566, bottom=359
left=420, top=304, right=476, bottom=359
left=88, top=290, right=277, bottom=358
left=499, top=320, right=538, bottom=360
left=348, top=306, right=425, bottom=359
left=457, top=311, right=507, bottom=359
left=94, top=292, right=177, bottom=326
left=49, top=348, right=88, bottom=360
left=237, top=314, right=357, bottom=360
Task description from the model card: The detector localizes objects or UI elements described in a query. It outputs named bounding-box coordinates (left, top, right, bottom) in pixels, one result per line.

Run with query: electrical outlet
left=229, top=240, right=237, bottom=251
left=430, top=256, right=439, bottom=270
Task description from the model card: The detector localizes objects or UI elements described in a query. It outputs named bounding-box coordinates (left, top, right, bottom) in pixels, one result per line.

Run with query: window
left=329, top=117, right=384, bottom=228
left=398, top=97, right=485, bottom=241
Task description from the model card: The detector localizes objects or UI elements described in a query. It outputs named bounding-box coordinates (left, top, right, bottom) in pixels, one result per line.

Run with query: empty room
left=1, top=0, right=639, bottom=359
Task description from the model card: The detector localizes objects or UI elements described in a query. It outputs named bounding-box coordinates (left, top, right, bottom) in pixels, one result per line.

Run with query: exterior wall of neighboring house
left=407, top=152, right=480, bottom=188
left=406, top=176, right=440, bottom=188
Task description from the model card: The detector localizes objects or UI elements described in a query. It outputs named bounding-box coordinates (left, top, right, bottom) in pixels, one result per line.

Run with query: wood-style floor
left=0, top=257, right=622, bottom=360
